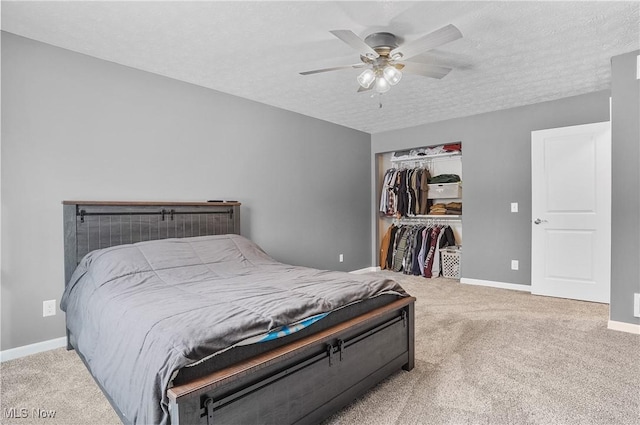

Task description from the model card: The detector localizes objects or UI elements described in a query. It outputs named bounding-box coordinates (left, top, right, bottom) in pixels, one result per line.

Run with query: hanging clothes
left=380, top=222, right=457, bottom=278
left=403, top=226, right=422, bottom=275
left=379, top=224, right=395, bottom=270
left=386, top=225, right=399, bottom=270
left=410, top=226, right=426, bottom=276
left=395, top=170, right=408, bottom=217
left=419, top=168, right=431, bottom=215
left=430, top=227, right=447, bottom=277
left=423, top=226, right=442, bottom=278
left=431, top=226, right=456, bottom=277
left=380, top=167, right=462, bottom=218
left=417, top=226, right=430, bottom=275
left=379, top=168, right=398, bottom=217
left=391, top=227, right=409, bottom=272
left=379, top=166, right=433, bottom=218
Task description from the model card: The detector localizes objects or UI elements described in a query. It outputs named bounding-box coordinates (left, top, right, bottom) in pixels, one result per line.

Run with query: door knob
left=534, top=218, right=548, bottom=225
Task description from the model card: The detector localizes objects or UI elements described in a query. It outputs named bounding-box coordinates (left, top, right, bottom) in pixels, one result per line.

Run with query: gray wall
left=1, top=33, right=372, bottom=351
left=610, top=50, right=640, bottom=325
left=372, top=90, right=611, bottom=286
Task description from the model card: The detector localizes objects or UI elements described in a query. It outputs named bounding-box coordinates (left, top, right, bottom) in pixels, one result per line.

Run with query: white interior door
left=531, top=122, right=611, bottom=303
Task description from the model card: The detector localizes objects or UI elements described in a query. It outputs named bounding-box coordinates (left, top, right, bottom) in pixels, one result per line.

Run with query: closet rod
left=393, top=216, right=461, bottom=225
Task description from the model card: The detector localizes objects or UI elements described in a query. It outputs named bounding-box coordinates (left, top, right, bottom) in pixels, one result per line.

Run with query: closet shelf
left=390, top=151, right=461, bottom=163
left=386, top=214, right=462, bottom=220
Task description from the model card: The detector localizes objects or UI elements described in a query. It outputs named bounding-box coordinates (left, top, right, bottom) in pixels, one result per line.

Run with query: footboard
left=168, top=297, right=415, bottom=425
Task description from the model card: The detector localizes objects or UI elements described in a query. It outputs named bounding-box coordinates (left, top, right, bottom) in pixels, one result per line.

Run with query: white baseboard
left=608, top=320, right=640, bottom=335
left=0, top=336, right=67, bottom=363
left=460, top=278, right=531, bottom=292
left=350, top=267, right=380, bottom=274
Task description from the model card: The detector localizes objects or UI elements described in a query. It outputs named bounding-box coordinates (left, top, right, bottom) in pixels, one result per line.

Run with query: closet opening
left=376, top=143, right=463, bottom=279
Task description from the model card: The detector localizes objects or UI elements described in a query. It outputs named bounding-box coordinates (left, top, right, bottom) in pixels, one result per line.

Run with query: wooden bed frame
left=62, top=201, right=415, bottom=425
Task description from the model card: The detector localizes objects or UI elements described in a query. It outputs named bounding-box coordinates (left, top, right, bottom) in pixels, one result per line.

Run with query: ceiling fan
left=300, top=24, right=462, bottom=94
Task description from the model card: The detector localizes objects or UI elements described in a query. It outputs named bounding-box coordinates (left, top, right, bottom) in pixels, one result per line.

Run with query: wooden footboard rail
left=168, top=297, right=416, bottom=425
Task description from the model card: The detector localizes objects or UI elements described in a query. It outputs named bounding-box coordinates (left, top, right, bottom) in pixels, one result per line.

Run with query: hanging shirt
left=430, top=227, right=447, bottom=277
left=417, top=226, right=431, bottom=276
left=403, top=226, right=420, bottom=275
left=379, top=224, right=395, bottom=270
left=396, top=170, right=408, bottom=217
left=411, top=226, right=426, bottom=275
left=419, top=168, right=431, bottom=215
left=392, top=227, right=409, bottom=272
left=424, top=226, right=442, bottom=278
left=386, top=226, right=399, bottom=270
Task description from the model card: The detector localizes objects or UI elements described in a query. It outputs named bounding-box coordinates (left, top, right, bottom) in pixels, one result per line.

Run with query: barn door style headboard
left=62, top=201, right=241, bottom=286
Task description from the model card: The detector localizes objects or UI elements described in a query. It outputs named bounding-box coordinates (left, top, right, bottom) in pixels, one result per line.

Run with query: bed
left=61, top=201, right=415, bottom=425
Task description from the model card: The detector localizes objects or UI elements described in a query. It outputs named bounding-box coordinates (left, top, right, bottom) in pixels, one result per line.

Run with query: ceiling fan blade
left=330, top=30, right=379, bottom=58
left=300, top=64, right=366, bottom=76
left=390, top=24, right=462, bottom=60
left=357, top=84, right=373, bottom=93
left=399, top=62, right=453, bottom=79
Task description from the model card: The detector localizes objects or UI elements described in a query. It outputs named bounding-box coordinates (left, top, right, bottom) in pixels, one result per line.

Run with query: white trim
left=350, top=267, right=380, bottom=274
left=460, top=278, right=531, bottom=292
left=0, top=337, right=67, bottom=362
left=607, top=320, right=640, bottom=335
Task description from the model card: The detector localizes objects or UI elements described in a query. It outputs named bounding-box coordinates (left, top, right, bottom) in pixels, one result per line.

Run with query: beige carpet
left=2, top=272, right=639, bottom=425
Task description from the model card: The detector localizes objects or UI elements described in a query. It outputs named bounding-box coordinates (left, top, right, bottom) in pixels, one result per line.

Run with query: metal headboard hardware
left=78, top=207, right=234, bottom=223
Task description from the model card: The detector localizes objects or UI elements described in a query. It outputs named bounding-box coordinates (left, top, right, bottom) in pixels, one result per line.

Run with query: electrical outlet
left=511, top=260, right=519, bottom=271
left=339, top=254, right=344, bottom=263
left=43, top=300, right=56, bottom=317
left=634, top=293, right=640, bottom=318
left=511, top=202, right=518, bottom=213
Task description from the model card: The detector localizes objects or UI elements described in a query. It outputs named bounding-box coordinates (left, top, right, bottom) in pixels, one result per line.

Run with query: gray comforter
left=61, top=234, right=407, bottom=425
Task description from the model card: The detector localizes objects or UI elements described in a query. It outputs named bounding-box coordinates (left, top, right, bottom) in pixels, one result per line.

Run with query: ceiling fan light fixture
left=374, top=76, right=391, bottom=93
left=302, top=25, right=463, bottom=98
left=383, top=66, right=402, bottom=85
left=357, top=69, right=376, bottom=88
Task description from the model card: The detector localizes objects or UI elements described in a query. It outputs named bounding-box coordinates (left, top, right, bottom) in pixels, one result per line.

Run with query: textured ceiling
left=2, top=1, right=639, bottom=134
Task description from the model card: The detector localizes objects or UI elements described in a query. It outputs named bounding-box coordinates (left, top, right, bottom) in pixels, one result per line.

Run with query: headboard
left=62, top=201, right=241, bottom=286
